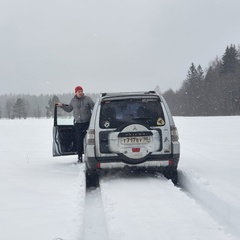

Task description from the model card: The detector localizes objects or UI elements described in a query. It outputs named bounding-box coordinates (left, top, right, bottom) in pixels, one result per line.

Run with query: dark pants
left=75, top=122, right=89, bottom=157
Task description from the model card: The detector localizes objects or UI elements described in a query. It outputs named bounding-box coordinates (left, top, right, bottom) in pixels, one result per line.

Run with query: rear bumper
left=99, top=160, right=170, bottom=169
left=85, top=154, right=180, bottom=170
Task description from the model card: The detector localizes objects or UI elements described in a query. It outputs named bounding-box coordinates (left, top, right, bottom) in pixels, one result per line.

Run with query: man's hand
left=56, top=102, right=62, bottom=107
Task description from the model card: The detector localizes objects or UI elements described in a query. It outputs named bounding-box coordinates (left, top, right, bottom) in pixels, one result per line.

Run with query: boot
left=77, top=154, right=83, bottom=163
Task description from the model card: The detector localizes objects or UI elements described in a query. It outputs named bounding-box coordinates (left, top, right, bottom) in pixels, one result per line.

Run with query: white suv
left=84, top=91, right=180, bottom=186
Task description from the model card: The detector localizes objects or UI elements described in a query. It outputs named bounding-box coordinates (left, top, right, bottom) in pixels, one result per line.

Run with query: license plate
left=121, top=136, right=150, bottom=144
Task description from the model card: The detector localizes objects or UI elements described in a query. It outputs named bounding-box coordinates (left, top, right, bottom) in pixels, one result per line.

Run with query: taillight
left=96, top=163, right=101, bottom=168
left=86, top=129, right=95, bottom=145
left=171, top=126, right=179, bottom=141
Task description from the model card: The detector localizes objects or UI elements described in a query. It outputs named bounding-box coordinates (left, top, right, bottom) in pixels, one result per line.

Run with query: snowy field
left=0, top=116, right=240, bottom=240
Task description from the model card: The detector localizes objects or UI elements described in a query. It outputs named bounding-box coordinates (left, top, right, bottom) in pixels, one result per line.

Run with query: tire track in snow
left=178, top=169, right=240, bottom=239
left=82, top=186, right=109, bottom=240
left=98, top=171, right=238, bottom=240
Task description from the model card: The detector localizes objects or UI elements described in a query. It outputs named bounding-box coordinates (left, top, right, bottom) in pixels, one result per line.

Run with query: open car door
left=52, top=105, right=77, bottom=156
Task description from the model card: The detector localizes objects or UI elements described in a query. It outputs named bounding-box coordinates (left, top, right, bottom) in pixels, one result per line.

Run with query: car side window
left=56, top=107, right=74, bottom=126
left=99, top=103, right=117, bottom=128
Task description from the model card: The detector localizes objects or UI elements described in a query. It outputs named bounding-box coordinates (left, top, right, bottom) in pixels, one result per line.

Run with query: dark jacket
left=61, top=95, right=94, bottom=123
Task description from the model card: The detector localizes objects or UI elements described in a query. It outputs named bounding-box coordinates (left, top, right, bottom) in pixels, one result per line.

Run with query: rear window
left=99, top=97, right=165, bottom=129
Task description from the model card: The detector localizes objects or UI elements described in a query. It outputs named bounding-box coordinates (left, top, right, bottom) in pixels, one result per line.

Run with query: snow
left=0, top=117, right=240, bottom=240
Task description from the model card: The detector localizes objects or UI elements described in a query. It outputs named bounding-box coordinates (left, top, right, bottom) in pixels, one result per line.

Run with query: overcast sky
left=1, top=0, right=240, bottom=95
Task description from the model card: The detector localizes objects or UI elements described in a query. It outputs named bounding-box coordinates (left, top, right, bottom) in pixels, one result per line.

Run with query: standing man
left=56, top=86, right=95, bottom=163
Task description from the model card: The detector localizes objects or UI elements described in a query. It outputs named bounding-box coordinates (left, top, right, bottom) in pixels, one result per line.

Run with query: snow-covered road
left=81, top=170, right=238, bottom=240
left=0, top=117, right=239, bottom=240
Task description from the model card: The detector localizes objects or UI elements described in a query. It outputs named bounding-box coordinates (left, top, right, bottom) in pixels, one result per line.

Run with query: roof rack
left=101, top=91, right=157, bottom=97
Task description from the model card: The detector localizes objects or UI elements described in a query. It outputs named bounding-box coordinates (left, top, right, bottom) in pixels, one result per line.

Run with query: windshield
left=99, top=97, right=165, bottom=129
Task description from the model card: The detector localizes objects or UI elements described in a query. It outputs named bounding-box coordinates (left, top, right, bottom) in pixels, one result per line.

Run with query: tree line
left=0, top=93, right=99, bottom=119
left=0, top=44, right=239, bottom=119
left=162, top=44, right=240, bottom=116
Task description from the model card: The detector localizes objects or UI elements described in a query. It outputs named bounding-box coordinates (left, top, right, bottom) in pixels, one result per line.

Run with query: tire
left=115, top=122, right=153, bottom=164
left=86, top=169, right=99, bottom=188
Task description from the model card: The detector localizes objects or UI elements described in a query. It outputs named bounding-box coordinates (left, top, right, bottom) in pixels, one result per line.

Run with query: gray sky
left=1, top=0, right=240, bottom=95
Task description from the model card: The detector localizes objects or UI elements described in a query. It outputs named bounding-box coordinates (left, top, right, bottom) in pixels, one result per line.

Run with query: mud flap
left=86, top=169, right=99, bottom=188
left=164, top=169, right=178, bottom=186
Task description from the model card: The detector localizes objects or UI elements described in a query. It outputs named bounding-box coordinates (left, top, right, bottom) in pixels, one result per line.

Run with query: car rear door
left=52, top=105, right=77, bottom=156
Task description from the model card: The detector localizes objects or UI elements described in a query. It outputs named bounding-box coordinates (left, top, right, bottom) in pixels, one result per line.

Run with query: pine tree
left=197, top=65, right=204, bottom=81
left=220, top=44, right=239, bottom=75
left=5, top=98, right=15, bottom=119
left=187, top=63, right=198, bottom=80
left=180, top=63, right=204, bottom=115
left=46, top=95, right=60, bottom=118
left=219, top=45, right=240, bottom=114
left=204, top=65, right=222, bottom=115
left=12, top=98, right=28, bottom=119
left=162, top=89, right=177, bottom=115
